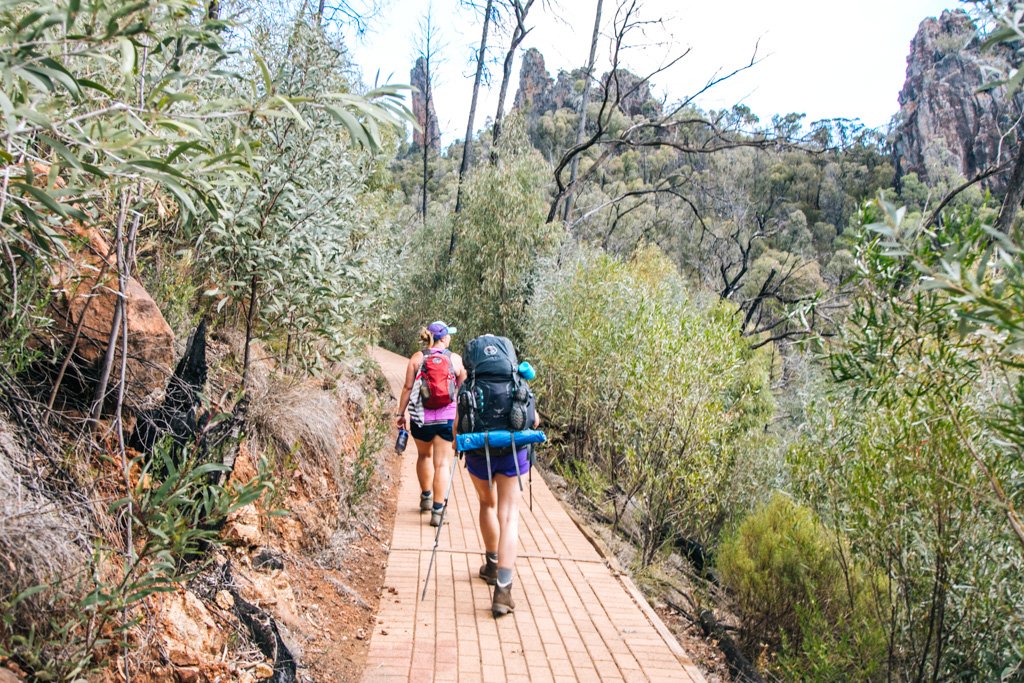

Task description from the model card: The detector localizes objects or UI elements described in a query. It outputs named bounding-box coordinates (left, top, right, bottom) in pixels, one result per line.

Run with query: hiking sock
left=432, top=502, right=444, bottom=511
left=496, top=567, right=513, bottom=587
left=485, top=552, right=498, bottom=565
left=421, top=491, right=431, bottom=498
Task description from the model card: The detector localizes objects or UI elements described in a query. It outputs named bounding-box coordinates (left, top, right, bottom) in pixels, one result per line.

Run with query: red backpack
left=418, top=349, right=457, bottom=409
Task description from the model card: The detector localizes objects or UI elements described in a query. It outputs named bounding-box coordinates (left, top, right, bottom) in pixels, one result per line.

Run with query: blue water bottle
left=395, top=428, right=409, bottom=454
left=518, top=361, right=536, bottom=380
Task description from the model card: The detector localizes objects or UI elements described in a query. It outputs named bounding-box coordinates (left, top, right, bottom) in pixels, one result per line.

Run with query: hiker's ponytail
left=419, top=327, right=432, bottom=348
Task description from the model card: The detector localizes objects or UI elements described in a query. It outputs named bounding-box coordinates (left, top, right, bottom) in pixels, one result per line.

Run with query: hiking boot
left=419, top=493, right=433, bottom=512
left=430, top=508, right=446, bottom=527
left=479, top=560, right=498, bottom=585
left=491, top=583, right=515, bottom=617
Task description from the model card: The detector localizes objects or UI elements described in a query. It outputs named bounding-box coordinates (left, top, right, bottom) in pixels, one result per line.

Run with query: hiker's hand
left=395, top=413, right=406, bottom=429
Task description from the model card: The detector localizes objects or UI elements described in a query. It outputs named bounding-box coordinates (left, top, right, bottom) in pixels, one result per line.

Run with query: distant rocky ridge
left=411, top=56, right=439, bottom=152
left=512, top=47, right=663, bottom=128
left=894, top=9, right=1024, bottom=192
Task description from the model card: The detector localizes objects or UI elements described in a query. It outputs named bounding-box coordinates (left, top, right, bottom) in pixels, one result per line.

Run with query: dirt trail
left=363, top=346, right=706, bottom=683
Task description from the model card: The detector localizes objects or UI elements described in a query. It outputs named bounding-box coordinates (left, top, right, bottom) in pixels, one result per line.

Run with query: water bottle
left=395, top=428, right=409, bottom=454
left=518, top=361, right=536, bottom=381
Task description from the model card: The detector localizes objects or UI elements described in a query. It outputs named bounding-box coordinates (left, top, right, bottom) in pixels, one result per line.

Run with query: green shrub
left=529, top=246, right=775, bottom=561
left=447, top=114, right=563, bottom=342
left=385, top=113, right=562, bottom=351
left=381, top=211, right=455, bottom=353
left=717, top=493, right=889, bottom=681
left=189, top=17, right=405, bottom=378
left=789, top=200, right=1024, bottom=680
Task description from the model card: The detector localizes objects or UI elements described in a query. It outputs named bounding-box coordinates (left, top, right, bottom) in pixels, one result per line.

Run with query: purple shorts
left=465, top=447, right=530, bottom=480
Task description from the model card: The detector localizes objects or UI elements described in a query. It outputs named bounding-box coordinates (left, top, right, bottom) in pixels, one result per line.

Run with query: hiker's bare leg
left=470, top=472, right=499, bottom=553
left=414, top=437, right=433, bottom=494
left=432, top=435, right=453, bottom=502
left=494, top=473, right=521, bottom=569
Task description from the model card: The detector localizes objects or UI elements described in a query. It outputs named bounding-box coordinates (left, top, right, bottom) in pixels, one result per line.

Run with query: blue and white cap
left=427, top=321, right=457, bottom=340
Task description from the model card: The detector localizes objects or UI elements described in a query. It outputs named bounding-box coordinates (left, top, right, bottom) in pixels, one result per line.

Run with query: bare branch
left=924, top=158, right=1013, bottom=228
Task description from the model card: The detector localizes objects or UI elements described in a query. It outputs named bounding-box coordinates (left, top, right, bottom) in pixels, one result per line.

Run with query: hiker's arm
left=396, top=355, right=418, bottom=428
left=453, top=353, right=468, bottom=385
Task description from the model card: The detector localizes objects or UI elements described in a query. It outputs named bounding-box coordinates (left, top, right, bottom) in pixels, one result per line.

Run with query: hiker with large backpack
left=395, top=321, right=467, bottom=526
left=455, top=334, right=540, bottom=618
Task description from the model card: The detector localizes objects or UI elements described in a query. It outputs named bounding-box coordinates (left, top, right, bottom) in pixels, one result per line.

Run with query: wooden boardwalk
left=363, top=347, right=705, bottom=683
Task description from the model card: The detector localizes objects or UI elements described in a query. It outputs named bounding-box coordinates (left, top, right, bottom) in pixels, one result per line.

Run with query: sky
left=340, top=0, right=964, bottom=145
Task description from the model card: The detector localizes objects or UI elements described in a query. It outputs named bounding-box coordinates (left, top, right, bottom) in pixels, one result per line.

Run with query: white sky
left=341, top=0, right=963, bottom=145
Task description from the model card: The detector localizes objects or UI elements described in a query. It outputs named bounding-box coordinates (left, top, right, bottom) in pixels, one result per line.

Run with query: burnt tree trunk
left=491, top=0, right=534, bottom=160
left=451, top=0, right=494, bottom=254
left=562, top=0, right=604, bottom=223
left=421, top=66, right=433, bottom=223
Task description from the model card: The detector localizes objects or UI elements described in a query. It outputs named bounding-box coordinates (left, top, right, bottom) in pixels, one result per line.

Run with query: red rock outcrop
left=894, top=9, right=1024, bottom=191
left=51, top=224, right=175, bottom=410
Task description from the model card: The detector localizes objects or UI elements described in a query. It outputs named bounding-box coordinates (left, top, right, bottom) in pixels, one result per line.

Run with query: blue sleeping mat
left=456, top=429, right=547, bottom=453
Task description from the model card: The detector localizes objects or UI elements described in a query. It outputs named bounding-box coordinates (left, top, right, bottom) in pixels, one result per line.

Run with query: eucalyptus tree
left=790, top=199, right=1024, bottom=679
left=192, top=13, right=409, bottom=389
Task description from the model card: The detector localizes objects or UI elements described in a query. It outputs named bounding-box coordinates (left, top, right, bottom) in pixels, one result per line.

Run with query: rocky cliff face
left=411, top=56, right=439, bottom=152
left=894, top=9, right=1023, bottom=191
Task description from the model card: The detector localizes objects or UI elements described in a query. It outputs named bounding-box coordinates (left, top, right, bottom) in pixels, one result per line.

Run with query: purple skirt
left=465, top=447, right=530, bottom=480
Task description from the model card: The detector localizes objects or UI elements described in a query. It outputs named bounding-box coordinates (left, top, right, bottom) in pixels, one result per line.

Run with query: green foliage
left=717, top=494, right=889, bottom=681
left=0, top=0, right=253, bottom=375
left=140, top=250, right=201, bottom=339
left=348, top=396, right=388, bottom=507
left=529, top=246, right=775, bottom=562
left=386, top=113, right=561, bottom=349
left=0, top=267, right=51, bottom=373
left=448, top=114, right=563, bottom=341
left=0, top=0, right=409, bottom=381
left=789, top=198, right=1024, bottom=680
left=188, top=15, right=408, bottom=375
left=381, top=209, right=454, bottom=353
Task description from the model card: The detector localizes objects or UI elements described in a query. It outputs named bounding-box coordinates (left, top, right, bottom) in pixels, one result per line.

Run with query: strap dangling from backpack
left=483, top=431, right=493, bottom=489
left=511, top=431, right=522, bottom=492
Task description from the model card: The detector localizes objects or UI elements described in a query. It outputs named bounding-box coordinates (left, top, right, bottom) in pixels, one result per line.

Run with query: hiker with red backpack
left=395, top=321, right=467, bottom=526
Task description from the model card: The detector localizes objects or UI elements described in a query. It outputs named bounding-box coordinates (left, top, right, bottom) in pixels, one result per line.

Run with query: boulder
left=223, top=503, right=263, bottom=547
left=154, top=591, right=225, bottom=668
left=51, top=224, right=174, bottom=410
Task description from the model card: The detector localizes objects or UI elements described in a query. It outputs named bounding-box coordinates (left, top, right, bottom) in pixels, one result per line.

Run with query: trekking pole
left=421, top=453, right=461, bottom=602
